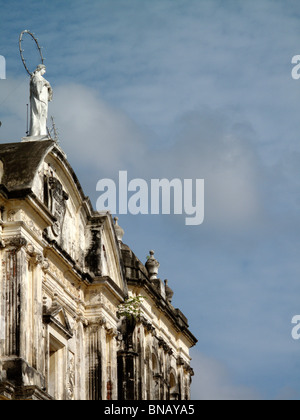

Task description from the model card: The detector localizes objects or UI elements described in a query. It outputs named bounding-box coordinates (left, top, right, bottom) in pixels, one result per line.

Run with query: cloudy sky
left=1, top=0, right=300, bottom=400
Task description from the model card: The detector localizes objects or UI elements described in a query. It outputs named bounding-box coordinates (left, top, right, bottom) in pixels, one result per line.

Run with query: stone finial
left=114, top=217, right=125, bottom=242
left=145, top=250, right=160, bottom=280
left=164, top=279, right=174, bottom=304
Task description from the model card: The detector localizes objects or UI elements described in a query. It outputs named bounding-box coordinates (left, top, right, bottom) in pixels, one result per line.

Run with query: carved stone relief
left=44, top=175, right=68, bottom=238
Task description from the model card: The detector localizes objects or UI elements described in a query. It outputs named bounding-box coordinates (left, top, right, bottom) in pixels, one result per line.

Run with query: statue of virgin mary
left=29, top=64, right=53, bottom=137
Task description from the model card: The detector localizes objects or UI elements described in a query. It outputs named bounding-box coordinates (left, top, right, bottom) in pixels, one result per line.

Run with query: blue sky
left=1, top=0, right=300, bottom=400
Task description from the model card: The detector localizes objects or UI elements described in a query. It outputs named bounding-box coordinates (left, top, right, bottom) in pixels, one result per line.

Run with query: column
left=86, top=318, right=106, bottom=400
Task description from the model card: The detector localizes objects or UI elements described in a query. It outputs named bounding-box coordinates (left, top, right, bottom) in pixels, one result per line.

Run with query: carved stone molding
left=142, top=319, right=155, bottom=335
left=42, top=258, right=49, bottom=271
left=7, top=210, right=16, bottom=222
left=66, top=352, right=75, bottom=400
left=43, top=304, right=73, bottom=340
left=106, top=326, right=118, bottom=337
left=86, top=317, right=107, bottom=331
left=46, top=176, right=69, bottom=238
left=26, top=244, right=44, bottom=266
left=176, top=356, right=185, bottom=367
left=157, top=337, right=173, bottom=355
left=26, top=243, right=35, bottom=256
left=97, top=317, right=107, bottom=327
left=36, top=253, right=44, bottom=265
left=77, top=315, right=88, bottom=327
left=6, top=236, right=27, bottom=250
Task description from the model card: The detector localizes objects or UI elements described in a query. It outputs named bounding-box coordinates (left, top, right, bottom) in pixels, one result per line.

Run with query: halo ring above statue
left=19, top=30, right=53, bottom=139
left=19, top=30, right=44, bottom=76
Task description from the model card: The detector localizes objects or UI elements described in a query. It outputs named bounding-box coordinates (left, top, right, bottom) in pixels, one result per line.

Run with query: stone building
left=0, top=138, right=197, bottom=400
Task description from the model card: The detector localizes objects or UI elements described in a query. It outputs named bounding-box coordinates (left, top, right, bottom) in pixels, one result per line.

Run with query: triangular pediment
left=52, top=307, right=70, bottom=330
left=55, top=310, right=66, bottom=326
left=43, top=305, right=73, bottom=340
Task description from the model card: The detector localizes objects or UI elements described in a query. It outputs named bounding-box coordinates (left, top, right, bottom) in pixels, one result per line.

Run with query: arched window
left=145, top=346, right=151, bottom=400
left=152, top=353, right=159, bottom=400
left=169, top=371, right=179, bottom=400
left=184, top=378, right=189, bottom=400
left=152, top=353, right=158, bottom=373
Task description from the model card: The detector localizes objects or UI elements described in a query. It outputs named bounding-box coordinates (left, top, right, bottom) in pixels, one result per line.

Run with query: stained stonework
left=0, top=140, right=197, bottom=400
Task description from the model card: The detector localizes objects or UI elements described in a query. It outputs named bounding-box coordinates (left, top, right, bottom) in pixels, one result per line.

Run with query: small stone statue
left=29, top=64, right=53, bottom=137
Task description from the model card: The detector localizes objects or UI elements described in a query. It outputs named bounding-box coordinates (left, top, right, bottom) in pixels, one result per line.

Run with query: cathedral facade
left=0, top=139, right=197, bottom=400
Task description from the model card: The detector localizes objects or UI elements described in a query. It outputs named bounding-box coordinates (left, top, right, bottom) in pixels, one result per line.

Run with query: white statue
left=29, top=64, right=53, bottom=137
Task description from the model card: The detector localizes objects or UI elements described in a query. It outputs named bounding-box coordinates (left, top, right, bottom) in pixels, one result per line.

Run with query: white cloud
left=191, top=349, right=261, bottom=400
left=52, top=83, right=147, bottom=176
left=150, top=108, right=264, bottom=231
left=0, top=76, right=278, bottom=237
left=51, top=84, right=264, bottom=231
left=52, top=83, right=264, bottom=233
left=0, top=78, right=29, bottom=141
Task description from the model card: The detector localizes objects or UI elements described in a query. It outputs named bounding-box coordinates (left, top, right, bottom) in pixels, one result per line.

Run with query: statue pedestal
left=22, top=135, right=50, bottom=142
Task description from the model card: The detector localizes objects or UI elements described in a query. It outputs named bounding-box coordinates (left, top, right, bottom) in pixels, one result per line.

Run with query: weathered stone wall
left=0, top=141, right=196, bottom=400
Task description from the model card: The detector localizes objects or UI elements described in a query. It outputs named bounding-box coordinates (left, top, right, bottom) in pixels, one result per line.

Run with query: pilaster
left=0, top=235, right=45, bottom=390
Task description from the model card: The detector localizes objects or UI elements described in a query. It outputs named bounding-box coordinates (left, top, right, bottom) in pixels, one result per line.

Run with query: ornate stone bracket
left=105, top=326, right=118, bottom=338
left=85, top=317, right=107, bottom=333
left=141, top=317, right=156, bottom=335
left=6, top=236, right=27, bottom=250
left=26, top=243, right=44, bottom=266
left=176, top=356, right=185, bottom=367
left=42, top=258, right=49, bottom=272
left=158, top=337, right=173, bottom=356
